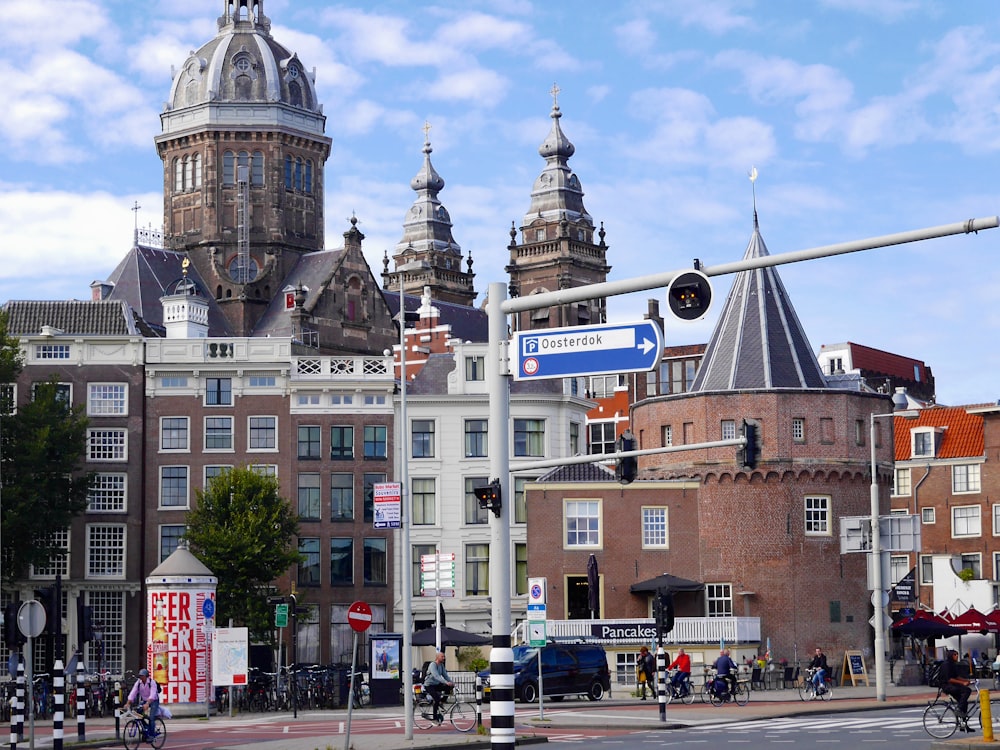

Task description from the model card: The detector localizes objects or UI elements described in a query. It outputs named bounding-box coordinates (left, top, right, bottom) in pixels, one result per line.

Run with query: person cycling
left=713, top=649, right=738, bottom=695
left=668, top=648, right=692, bottom=695
left=124, top=668, right=160, bottom=741
left=422, top=651, right=454, bottom=723
left=941, top=649, right=974, bottom=731
left=808, top=647, right=829, bottom=696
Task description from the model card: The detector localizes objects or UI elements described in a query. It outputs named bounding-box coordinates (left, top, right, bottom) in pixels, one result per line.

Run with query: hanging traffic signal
left=615, top=429, right=638, bottom=484
left=740, top=419, right=759, bottom=470
left=4, top=601, right=25, bottom=648
left=77, top=598, right=94, bottom=644
left=660, top=592, right=675, bottom=634
left=474, top=479, right=502, bottom=518
left=36, top=587, right=58, bottom=636
left=667, top=269, right=713, bottom=321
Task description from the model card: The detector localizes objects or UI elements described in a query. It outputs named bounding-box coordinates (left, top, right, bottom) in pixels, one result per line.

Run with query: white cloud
left=1, top=0, right=110, bottom=51
left=651, top=0, right=756, bottom=35
left=428, top=68, right=510, bottom=105
left=819, top=0, right=930, bottom=23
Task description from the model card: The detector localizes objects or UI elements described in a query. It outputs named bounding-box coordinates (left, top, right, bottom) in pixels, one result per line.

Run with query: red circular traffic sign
left=347, top=600, right=372, bottom=633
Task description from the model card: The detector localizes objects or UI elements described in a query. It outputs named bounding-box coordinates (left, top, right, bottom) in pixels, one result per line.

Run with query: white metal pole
left=399, top=279, right=414, bottom=739
left=871, top=413, right=887, bottom=702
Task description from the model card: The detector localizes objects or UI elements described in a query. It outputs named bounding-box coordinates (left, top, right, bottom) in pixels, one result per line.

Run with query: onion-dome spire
left=395, top=122, right=462, bottom=259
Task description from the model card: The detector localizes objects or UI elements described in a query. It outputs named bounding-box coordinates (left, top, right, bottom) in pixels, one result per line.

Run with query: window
left=160, top=525, right=185, bottom=563
left=160, top=467, right=189, bottom=508
left=298, top=473, right=321, bottom=520
left=88, top=384, right=127, bottom=416
left=205, top=465, right=231, bottom=485
left=223, top=150, right=235, bottom=184
left=706, top=583, right=732, bottom=617
left=995, top=552, right=1000, bottom=581
left=661, top=425, right=672, bottom=447
left=804, top=496, right=830, bottom=536
left=331, top=474, right=354, bottom=521
left=248, top=375, right=275, bottom=387
left=465, top=419, right=487, bottom=458
left=412, top=478, right=436, bottom=525
left=914, top=431, right=933, bottom=457
left=362, top=473, right=385, bottom=523
left=890, top=555, right=909, bottom=586
left=465, top=356, right=485, bottom=381
left=952, top=505, right=981, bottom=537
left=565, top=500, right=601, bottom=547
left=36, top=344, right=70, bottom=359
left=160, top=376, right=187, bottom=388
left=855, top=419, right=865, bottom=446
left=721, top=420, right=736, bottom=440
left=961, top=553, right=982, bottom=579
left=205, top=377, right=232, bottom=406
left=31, top=529, right=69, bottom=577
left=513, top=476, right=528, bottom=524
left=413, top=544, right=436, bottom=596
left=920, top=554, right=934, bottom=584
left=922, top=507, right=936, bottom=524
left=411, top=420, right=435, bottom=458
left=792, top=418, right=805, bottom=442
left=88, top=429, right=127, bottom=461
left=251, top=465, right=277, bottom=477
left=331, top=426, right=354, bottom=459
left=515, top=543, right=528, bottom=595
left=87, top=524, right=125, bottom=578
left=363, top=394, right=386, bottom=406
left=330, top=538, right=353, bottom=585
left=364, top=538, right=387, bottom=585
left=465, top=477, right=489, bottom=524
left=588, top=374, right=624, bottom=398
left=642, top=507, right=668, bottom=548
left=588, top=422, right=615, bottom=454
left=204, top=417, right=233, bottom=450
left=249, top=416, right=277, bottom=449
left=570, top=422, right=580, bottom=454
left=465, top=543, right=489, bottom=596
left=514, top=418, right=544, bottom=457
left=953, top=464, right=982, bottom=494
left=88, top=473, right=126, bottom=512
left=363, top=425, right=386, bottom=459
left=894, top=468, right=911, bottom=496
left=298, top=426, right=320, bottom=459
left=298, top=538, right=320, bottom=586
left=160, top=417, right=189, bottom=451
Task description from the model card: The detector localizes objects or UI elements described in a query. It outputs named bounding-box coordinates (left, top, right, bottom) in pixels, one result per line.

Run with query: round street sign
left=347, top=601, right=372, bottom=633
left=18, top=600, right=46, bottom=639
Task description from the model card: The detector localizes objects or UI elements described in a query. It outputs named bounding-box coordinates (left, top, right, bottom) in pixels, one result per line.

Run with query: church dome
left=162, top=0, right=324, bottom=137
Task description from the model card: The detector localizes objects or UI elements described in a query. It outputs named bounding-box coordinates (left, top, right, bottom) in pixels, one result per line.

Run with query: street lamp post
left=870, top=388, right=910, bottom=702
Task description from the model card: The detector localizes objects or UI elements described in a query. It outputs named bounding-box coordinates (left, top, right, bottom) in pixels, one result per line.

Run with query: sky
left=2, top=0, right=1000, bottom=406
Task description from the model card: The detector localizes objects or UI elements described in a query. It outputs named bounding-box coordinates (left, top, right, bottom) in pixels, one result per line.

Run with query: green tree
left=184, top=466, right=300, bottom=641
left=1, top=377, right=93, bottom=584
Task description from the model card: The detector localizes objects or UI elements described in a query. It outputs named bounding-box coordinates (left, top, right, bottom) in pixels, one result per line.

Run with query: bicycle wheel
left=709, top=684, right=725, bottom=707
left=700, top=681, right=711, bottom=704
left=449, top=701, right=477, bottom=732
left=150, top=717, right=167, bottom=749
left=122, top=718, right=143, bottom=750
left=923, top=701, right=959, bottom=739
left=680, top=681, right=696, bottom=705
left=413, top=699, right=434, bottom=730
left=798, top=681, right=813, bottom=701
left=733, top=682, right=750, bottom=706
left=818, top=683, right=833, bottom=701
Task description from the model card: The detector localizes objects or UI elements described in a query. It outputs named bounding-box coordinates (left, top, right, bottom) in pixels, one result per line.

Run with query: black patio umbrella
left=629, top=574, right=705, bottom=594
left=411, top=626, right=490, bottom=647
left=891, top=617, right=966, bottom=639
left=587, top=554, right=600, bottom=619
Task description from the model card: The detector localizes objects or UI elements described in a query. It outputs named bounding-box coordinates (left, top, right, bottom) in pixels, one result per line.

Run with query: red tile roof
left=893, top=406, right=984, bottom=461
left=846, top=342, right=929, bottom=382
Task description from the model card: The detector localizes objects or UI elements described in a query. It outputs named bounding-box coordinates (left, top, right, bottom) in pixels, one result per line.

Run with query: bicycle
left=922, top=678, right=1000, bottom=739
left=664, top=670, right=696, bottom=705
left=350, top=671, right=371, bottom=709
left=798, top=667, right=833, bottom=702
left=704, top=672, right=749, bottom=707
left=120, top=707, right=167, bottom=749
left=413, top=685, right=476, bottom=732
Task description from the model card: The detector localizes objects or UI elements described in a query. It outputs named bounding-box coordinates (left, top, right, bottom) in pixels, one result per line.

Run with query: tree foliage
left=1, top=339, right=93, bottom=584
left=184, top=466, right=300, bottom=641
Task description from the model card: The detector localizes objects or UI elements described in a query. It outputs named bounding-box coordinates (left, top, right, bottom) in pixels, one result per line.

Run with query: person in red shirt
left=668, top=648, right=692, bottom=695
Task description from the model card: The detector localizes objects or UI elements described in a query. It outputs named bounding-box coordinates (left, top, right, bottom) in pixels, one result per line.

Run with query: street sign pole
left=345, top=602, right=372, bottom=750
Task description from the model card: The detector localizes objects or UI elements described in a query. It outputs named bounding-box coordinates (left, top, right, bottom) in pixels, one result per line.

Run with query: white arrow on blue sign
left=512, top=320, right=662, bottom=380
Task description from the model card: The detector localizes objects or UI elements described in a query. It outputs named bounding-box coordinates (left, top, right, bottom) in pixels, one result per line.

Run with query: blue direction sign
left=513, top=320, right=662, bottom=380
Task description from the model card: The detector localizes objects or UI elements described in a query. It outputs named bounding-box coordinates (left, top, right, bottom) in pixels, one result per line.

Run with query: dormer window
left=911, top=426, right=943, bottom=458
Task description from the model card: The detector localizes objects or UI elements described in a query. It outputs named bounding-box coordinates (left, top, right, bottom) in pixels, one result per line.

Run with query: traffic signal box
left=667, top=270, right=713, bottom=321
left=474, top=479, right=502, bottom=518
left=4, top=601, right=25, bottom=648
left=653, top=591, right=675, bottom=642
left=740, top=419, right=759, bottom=470
left=616, top=430, right=638, bottom=484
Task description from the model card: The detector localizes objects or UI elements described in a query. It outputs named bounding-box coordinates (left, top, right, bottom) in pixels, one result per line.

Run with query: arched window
left=173, top=158, right=183, bottom=192
left=289, top=81, right=302, bottom=107
left=223, top=151, right=235, bottom=185
left=304, top=160, right=313, bottom=194
left=294, top=157, right=303, bottom=191
left=251, top=151, right=264, bottom=185
left=192, top=153, right=202, bottom=188
left=284, top=155, right=293, bottom=189
left=183, top=155, right=193, bottom=190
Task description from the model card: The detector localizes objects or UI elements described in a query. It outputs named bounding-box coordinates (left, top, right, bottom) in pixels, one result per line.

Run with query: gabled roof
left=4, top=299, right=139, bottom=337
left=536, top=462, right=616, bottom=483
left=383, top=293, right=488, bottom=344
left=893, top=406, right=984, bottom=461
left=254, top=248, right=345, bottom=337
left=691, top=215, right=826, bottom=391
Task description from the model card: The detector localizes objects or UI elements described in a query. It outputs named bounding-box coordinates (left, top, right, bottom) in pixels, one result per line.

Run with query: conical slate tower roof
left=690, top=214, right=827, bottom=391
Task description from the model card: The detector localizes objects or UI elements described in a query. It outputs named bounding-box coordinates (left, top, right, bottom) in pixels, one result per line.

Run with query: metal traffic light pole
left=485, top=214, right=998, bottom=750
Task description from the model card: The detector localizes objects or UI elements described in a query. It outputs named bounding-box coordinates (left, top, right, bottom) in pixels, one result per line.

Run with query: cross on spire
left=550, top=82, right=560, bottom=109
left=423, top=120, right=432, bottom=142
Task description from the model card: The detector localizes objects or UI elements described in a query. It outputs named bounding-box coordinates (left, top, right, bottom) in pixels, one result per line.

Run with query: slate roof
left=536, top=462, right=617, bottom=482
left=691, top=215, right=826, bottom=391
left=842, top=341, right=931, bottom=383
left=383, top=293, right=489, bottom=344
left=893, top=406, right=985, bottom=461
left=4, top=299, right=139, bottom=336
left=254, top=248, right=345, bottom=337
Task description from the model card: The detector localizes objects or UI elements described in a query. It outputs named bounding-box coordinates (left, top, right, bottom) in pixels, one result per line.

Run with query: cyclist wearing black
left=941, top=649, right=974, bottom=731
left=713, top=649, right=738, bottom=695
left=809, top=647, right=829, bottom=695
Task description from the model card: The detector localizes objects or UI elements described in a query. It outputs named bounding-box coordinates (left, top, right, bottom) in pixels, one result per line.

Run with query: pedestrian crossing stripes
left=690, top=714, right=926, bottom=733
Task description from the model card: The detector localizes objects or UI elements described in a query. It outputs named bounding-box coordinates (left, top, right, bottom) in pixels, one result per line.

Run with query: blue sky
left=2, top=0, right=999, bottom=405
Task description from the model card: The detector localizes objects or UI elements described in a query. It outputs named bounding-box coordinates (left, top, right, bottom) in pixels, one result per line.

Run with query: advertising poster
left=371, top=636, right=400, bottom=680
left=147, top=588, right=216, bottom=704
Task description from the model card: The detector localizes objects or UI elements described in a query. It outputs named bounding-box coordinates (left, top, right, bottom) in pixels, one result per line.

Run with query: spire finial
left=550, top=82, right=561, bottom=111
left=748, top=166, right=759, bottom=228
left=423, top=120, right=431, bottom=142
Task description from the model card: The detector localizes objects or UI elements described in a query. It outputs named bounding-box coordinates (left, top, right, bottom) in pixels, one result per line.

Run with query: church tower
left=154, top=0, right=331, bottom=336
left=382, top=125, right=476, bottom=306
left=506, top=87, right=611, bottom=331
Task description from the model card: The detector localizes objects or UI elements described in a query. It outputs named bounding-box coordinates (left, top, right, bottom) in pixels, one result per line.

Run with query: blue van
left=479, top=643, right=611, bottom=703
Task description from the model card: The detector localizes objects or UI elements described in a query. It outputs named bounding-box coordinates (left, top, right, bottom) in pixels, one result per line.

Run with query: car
left=478, top=642, right=611, bottom=703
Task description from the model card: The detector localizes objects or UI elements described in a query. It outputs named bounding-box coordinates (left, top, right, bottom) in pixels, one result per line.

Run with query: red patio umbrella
left=985, top=608, right=1000, bottom=631
left=948, top=606, right=1000, bottom=634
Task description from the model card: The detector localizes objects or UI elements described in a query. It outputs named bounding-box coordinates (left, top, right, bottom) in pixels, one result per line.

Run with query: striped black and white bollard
left=475, top=674, right=483, bottom=728
left=656, top=647, right=667, bottom=722
left=489, top=636, right=515, bottom=750
left=76, top=658, right=85, bottom=741
left=9, top=693, right=17, bottom=749
left=113, top=681, right=121, bottom=740
left=52, top=659, right=63, bottom=750
left=14, top=659, right=23, bottom=741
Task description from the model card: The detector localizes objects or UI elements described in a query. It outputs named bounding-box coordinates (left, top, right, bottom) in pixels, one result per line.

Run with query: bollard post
left=656, top=647, right=666, bottom=722
left=113, top=681, right=121, bottom=739
left=14, top=659, right=23, bottom=741
left=8, top=695, right=16, bottom=750
left=981, top=689, right=994, bottom=742
left=475, top=675, right=483, bottom=728
left=76, top=658, right=85, bottom=741
left=52, top=659, right=64, bottom=750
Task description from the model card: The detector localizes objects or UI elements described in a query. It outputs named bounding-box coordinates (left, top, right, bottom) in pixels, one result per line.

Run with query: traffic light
left=36, top=587, right=57, bottom=636
left=4, top=601, right=25, bottom=648
left=740, top=419, right=759, bottom=470
left=474, top=479, right=502, bottom=518
left=615, top=429, right=638, bottom=484
left=77, top=598, right=94, bottom=644
left=652, top=590, right=674, bottom=641
left=666, top=270, right=713, bottom=321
